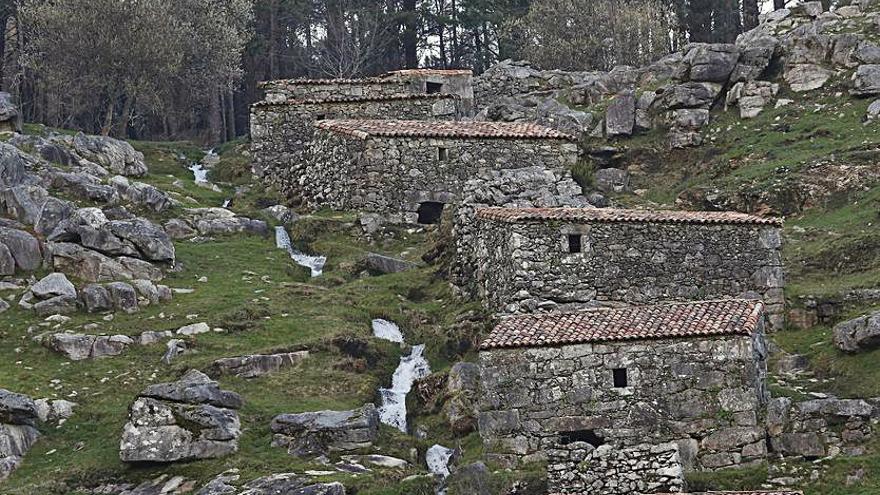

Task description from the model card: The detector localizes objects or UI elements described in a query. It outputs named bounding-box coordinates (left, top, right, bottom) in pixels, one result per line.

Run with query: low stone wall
left=547, top=442, right=685, bottom=495
left=478, top=330, right=769, bottom=470
left=464, top=217, right=785, bottom=329
left=303, top=131, right=582, bottom=223
left=250, top=95, right=460, bottom=200
left=258, top=71, right=474, bottom=114
left=767, top=396, right=878, bottom=459
left=259, top=78, right=405, bottom=104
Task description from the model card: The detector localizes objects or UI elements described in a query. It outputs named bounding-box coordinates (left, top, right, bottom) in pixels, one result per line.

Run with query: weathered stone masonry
left=302, top=120, right=583, bottom=224
left=478, top=299, right=770, bottom=477
left=259, top=69, right=475, bottom=113
left=250, top=95, right=461, bottom=200
left=466, top=207, right=785, bottom=329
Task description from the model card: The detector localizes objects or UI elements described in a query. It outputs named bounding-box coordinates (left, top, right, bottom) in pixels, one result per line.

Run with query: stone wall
left=477, top=329, right=770, bottom=470
left=250, top=95, right=460, bottom=200
left=302, top=131, right=582, bottom=224
left=767, top=396, right=878, bottom=459
left=547, top=442, right=685, bottom=495
left=259, top=79, right=405, bottom=104
left=258, top=71, right=474, bottom=114
left=465, top=218, right=785, bottom=329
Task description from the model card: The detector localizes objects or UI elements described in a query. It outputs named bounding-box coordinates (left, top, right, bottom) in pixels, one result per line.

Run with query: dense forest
left=0, top=0, right=794, bottom=143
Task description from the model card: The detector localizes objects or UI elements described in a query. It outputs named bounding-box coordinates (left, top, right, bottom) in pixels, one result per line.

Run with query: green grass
left=1, top=202, right=480, bottom=493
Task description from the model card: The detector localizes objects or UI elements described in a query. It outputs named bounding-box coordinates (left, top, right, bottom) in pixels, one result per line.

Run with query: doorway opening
left=417, top=201, right=444, bottom=224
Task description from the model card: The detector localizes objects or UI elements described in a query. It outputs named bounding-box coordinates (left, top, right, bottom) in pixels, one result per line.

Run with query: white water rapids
left=372, top=319, right=431, bottom=433
left=371, top=319, right=404, bottom=343
left=274, top=226, right=326, bottom=277
left=372, top=317, right=452, bottom=491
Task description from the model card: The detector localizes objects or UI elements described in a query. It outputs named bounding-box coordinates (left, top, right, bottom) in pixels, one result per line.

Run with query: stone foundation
left=767, top=396, right=878, bottom=459
left=547, top=442, right=685, bottom=495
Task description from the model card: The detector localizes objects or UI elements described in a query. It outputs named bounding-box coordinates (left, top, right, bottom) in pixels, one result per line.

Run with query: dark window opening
left=560, top=429, right=606, bottom=448
left=613, top=368, right=628, bottom=388
left=437, top=147, right=449, bottom=161
left=567, top=234, right=583, bottom=253
left=417, top=202, right=444, bottom=225
left=315, top=114, right=327, bottom=121
left=426, top=81, right=444, bottom=94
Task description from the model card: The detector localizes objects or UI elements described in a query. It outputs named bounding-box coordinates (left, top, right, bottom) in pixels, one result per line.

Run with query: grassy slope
left=0, top=142, right=490, bottom=494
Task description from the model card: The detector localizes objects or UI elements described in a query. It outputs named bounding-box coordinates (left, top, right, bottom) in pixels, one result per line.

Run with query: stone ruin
left=259, top=69, right=475, bottom=112
left=478, top=300, right=771, bottom=475
left=250, top=69, right=475, bottom=203
left=302, top=119, right=582, bottom=224
left=479, top=298, right=879, bottom=494
left=461, top=207, right=786, bottom=330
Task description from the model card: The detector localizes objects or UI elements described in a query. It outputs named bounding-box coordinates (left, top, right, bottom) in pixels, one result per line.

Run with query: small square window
left=437, top=147, right=449, bottom=161
left=426, top=81, right=443, bottom=94
left=567, top=234, right=582, bottom=253
left=612, top=368, right=628, bottom=388
left=315, top=114, right=327, bottom=121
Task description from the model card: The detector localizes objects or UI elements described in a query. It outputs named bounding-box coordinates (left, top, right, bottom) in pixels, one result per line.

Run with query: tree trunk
left=100, top=97, right=115, bottom=136
left=208, top=86, right=223, bottom=144
left=402, top=0, right=418, bottom=68
left=0, top=13, right=8, bottom=91
left=268, top=0, right=278, bottom=79
left=115, top=94, right=133, bottom=138
left=226, top=86, right=236, bottom=141
left=743, top=0, right=759, bottom=30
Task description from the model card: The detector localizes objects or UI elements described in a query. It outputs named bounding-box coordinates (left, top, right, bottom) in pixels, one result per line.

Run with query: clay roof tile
left=480, top=299, right=765, bottom=350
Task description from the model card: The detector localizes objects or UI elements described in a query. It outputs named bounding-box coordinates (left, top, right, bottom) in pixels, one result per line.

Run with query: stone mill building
left=250, top=69, right=475, bottom=202
left=478, top=299, right=770, bottom=494
left=301, top=120, right=582, bottom=224
left=463, top=207, right=785, bottom=329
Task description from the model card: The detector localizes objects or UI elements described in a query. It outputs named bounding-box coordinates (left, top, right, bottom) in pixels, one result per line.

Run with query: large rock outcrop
left=119, top=370, right=243, bottom=463
left=475, top=1, right=880, bottom=150
left=270, top=403, right=380, bottom=456
left=833, top=310, right=880, bottom=352
left=0, top=389, right=40, bottom=481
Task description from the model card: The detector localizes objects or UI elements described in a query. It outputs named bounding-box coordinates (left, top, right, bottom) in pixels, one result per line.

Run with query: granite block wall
left=477, top=328, right=770, bottom=470
left=464, top=218, right=785, bottom=329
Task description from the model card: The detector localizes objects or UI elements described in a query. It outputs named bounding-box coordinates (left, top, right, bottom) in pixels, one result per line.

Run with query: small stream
left=189, top=149, right=219, bottom=183
left=274, top=226, right=326, bottom=277
left=371, top=320, right=453, bottom=490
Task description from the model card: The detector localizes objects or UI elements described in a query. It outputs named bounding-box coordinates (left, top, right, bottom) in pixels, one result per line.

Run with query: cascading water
left=372, top=320, right=451, bottom=493
left=426, top=444, right=454, bottom=477
left=377, top=344, right=431, bottom=432
left=190, top=149, right=219, bottom=183
left=189, top=162, right=208, bottom=183
left=274, top=226, right=326, bottom=277
left=371, top=319, right=404, bottom=343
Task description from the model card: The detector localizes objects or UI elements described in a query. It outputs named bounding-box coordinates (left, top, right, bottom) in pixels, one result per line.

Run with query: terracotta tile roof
left=313, top=119, right=575, bottom=140
left=386, top=68, right=473, bottom=76
left=480, top=299, right=765, bottom=350
left=252, top=94, right=455, bottom=108
left=475, top=207, right=782, bottom=226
